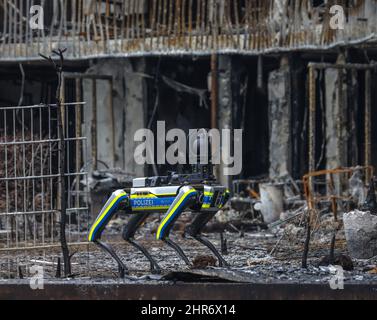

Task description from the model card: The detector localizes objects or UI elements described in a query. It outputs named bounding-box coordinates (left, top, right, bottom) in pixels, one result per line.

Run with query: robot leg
left=185, top=190, right=231, bottom=268
left=156, top=186, right=198, bottom=267
left=88, top=189, right=129, bottom=277
left=123, top=213, right=161, bottom=274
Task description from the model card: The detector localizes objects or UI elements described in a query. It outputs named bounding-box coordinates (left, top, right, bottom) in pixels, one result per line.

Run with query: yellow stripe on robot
left=88, top=191, right=128, bottom=241
left=156, top=189, right=196, bottom=239
left=132, top=206, right=171, bottom=211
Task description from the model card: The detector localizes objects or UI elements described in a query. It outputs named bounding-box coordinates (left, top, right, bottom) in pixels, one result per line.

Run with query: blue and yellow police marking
left=156, top=188, right=197, bottom=240
left=202, top=191, right=214, bottom=209
left=219, top=189, right=231, bottom=208
left=130, top=194, right=176, bottom=211
left=88, top=191, right=128, bottom=242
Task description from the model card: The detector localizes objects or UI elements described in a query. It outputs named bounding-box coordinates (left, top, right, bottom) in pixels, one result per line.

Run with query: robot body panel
left=129, top=185, right=180, bottom=212
left=127, top=184, right=229, bottom=213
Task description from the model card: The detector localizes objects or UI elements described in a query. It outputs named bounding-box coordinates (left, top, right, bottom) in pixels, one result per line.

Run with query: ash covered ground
left=3, top=211, right=377, bottom=285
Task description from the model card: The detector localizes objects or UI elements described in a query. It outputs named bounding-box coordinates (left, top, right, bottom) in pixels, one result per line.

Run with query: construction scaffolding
left=0, top=102, right=90, bottom=279
left=1, top=0, right=377, bottom=61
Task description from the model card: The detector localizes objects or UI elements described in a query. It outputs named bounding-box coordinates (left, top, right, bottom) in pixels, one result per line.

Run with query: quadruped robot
left=88, top=130, right=231, bottom=277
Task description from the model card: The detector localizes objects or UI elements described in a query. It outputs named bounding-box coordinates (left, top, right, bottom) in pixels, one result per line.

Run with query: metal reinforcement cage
left=1, top=0, right=377, bottom=61
left=0, top=102, right=90, bottom=279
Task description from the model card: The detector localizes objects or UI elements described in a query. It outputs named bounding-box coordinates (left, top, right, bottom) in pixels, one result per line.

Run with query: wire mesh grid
left=0, top=102, right=90, bottom=279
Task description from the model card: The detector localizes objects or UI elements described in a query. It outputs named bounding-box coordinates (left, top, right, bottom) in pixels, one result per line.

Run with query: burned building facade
left=1, top=0, right=377, bottom=186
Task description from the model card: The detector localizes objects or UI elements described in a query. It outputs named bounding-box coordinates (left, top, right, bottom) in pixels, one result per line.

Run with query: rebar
left=1, top=1, right=376, bottom=60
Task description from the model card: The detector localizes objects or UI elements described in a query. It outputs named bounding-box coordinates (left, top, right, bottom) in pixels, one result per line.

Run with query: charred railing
left=0, top=0, right=376, bottom=60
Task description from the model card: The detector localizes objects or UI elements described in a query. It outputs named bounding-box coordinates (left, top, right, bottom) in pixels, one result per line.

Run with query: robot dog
left=88, top=130, right=230, bottom=277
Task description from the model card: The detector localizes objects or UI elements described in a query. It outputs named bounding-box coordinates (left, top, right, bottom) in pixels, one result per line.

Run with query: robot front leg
left=185, top=212, right=229, bottom=268
left=185, top=192, right=231, bottom=268
left=95, top=240, right=128, bottom=278
left=122, top=213, right=161, bottom=274
left=88, top=190, right=129, bottom=278
left=156, top=186, right=198, bottom=267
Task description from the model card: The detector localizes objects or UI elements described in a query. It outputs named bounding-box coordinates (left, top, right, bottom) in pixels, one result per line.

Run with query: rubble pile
left=344, top=210, right=377, bottom=259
